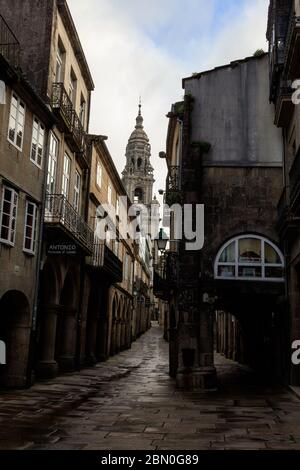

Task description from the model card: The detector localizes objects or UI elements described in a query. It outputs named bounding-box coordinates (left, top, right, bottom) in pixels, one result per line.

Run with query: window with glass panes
left=46, top=133, right=58, bottom=195
left=0, top=186, right=18, bottom=245
left=215, top=235, right=284, bottom=282
left=8, top=92, right=25, bottom=150
left=23, top=201, right=38, bottom=254
left=108, top=184, right=112, bottom=205
left=73, top=170, right=81, bottom=212
left=62, top=153, right=71, bottom=198
left=96, top=162, right=102, bottom=187
left=30, top=117, right=45, bottom=168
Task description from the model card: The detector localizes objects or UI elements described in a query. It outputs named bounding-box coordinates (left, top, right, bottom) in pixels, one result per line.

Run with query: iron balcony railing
left=52, top=83, right=86, bottom=153
left=45, top=194, right=94, bottom=254
left=284, top=11, right=300, bottom=73
left=289, top=149, right=300, bottom=206
left=166, top=166, right=180, bottom=192
left=277, top=188, right=289, bottom=227
left=86, top=235, right=105, bottom=268
left=0, top=15, right=20, bottom=68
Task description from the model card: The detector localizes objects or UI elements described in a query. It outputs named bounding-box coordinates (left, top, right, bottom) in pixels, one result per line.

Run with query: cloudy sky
left=69, top=0, right=269, bottom=201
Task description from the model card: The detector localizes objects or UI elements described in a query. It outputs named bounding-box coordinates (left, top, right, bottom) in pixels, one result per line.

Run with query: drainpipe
left=26, top=124, right=53, bottom=386
left=75, top=138, right=92, bottom=371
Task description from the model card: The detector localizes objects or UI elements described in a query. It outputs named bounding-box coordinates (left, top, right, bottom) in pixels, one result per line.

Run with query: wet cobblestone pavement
left=0, top=323, right=300, bottom=450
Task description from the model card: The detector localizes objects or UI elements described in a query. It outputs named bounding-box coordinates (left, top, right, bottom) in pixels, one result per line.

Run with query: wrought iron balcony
left=165, top=166, right=183, bottom=206
left=290, top=149, right=300, bottom=209
left=274, top=83, right=294, bottom=127
left=86, top=235, right=105, bottom=268
left=52, top=83, right=86, bottom=157
left=166, top=251, right=179, bottom=288
left=103, top=245, right=123, bottom=283
left=45, top=194, right=94, bottom=254
left=167, top=166, right=180, bottom=192
left=283, top=9, right=300, bottom=78
left=0, top=15, right=20, bottom=68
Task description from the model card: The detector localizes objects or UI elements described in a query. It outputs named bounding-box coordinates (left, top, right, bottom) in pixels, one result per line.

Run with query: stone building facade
left=267, top=0, right=300, bottom=385
left=0, top=0, right=152, bottom=388
left=0, top=17, right=55, bottom=387
left=162, top=54, right=288, bottom=389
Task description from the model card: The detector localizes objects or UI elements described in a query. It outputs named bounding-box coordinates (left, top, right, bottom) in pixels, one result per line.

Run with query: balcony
left=86, top=236, right=105, bottom=268
left=103, top=245, right=123, bottom=283
left=153, top=270, right=169, bottom=301
left=165, top=166, right=183, bottom=206
left=283, top=8, right=300, bottom=79
left=51, top=83, right=87, bottom=161
left=0, top=15, right=20, bottom=69
left=166, top=251, right=179, bottom=288
left=45, top=194, right=93, bottom=255
left=290, top=149, right=300, bottom=210
left=274, top=84, right=294, bottom=127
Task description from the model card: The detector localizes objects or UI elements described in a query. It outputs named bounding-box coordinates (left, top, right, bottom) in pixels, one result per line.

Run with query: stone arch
left=0, top=290, right=31, bottom=388
left=134, top=187, right=144, bottom=203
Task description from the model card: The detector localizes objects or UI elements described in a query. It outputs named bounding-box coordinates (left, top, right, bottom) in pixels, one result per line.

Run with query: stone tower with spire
left=122, top=101, right=155, bottom=206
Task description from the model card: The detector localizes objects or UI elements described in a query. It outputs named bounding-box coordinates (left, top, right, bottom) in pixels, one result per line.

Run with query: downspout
left=26, top=122, right=53, bottom=386
left=282, top=127, right=292, bottom=386
left=75, top=138, right=93, bottom=371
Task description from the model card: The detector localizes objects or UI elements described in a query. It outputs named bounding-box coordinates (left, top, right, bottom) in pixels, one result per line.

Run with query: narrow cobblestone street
left=0, top=323, right=300, bottom=450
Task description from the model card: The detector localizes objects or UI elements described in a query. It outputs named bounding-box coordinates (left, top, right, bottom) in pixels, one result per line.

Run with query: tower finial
left=139, top=96, right=142, bottom=116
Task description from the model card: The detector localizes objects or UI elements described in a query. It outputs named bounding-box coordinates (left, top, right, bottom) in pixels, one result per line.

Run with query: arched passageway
left=0, top=290, right=31, bottom=388
left=213, top=235, right=288, bottom=385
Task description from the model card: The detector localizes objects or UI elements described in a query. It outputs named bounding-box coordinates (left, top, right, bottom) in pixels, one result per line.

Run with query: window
left=96, top=162, right=102, bottom=187
left=0, top=186, right=18, bottom=246
left=124, top=253, right=128, bottom=282
left=215, top=235, right=284, bottom=282
left=69, top=69, right=77, bottom=105
left=46, top=133, right=58, bottom=195
left=116, top=198, right=120, bottom=217
left=23, top=201, right=38, bottom=254
left=30, top=116, right=45, bottom=168
left=55, top=45, right=64, bottom=82
left=108, top=184, right=112, bottom=205
left=79, top=96, right=86, bottom=127
left=73, top=170, right=81, bottom=212
left=8, top=92, right=26, bottom=150
left=62, top=153, right=71, bottom=198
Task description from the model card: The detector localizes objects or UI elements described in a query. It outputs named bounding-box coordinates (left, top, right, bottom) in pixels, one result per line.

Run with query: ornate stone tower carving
left=122, top=101, right=155, bottom=206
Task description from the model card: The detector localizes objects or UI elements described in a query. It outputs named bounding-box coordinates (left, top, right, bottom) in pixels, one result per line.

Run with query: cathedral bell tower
left=122, top=101, right=155, bottom=206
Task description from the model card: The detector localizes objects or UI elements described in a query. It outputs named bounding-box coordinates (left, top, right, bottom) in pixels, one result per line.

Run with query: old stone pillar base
left=176, top=367, right=217, bottom=391
left=85, top=353, right=97, bottom=366
left=36, top=361, right=58, bottom=380
left=57, top=355, right=75, bottom=372
left=1, top=373, right=27, bottom=389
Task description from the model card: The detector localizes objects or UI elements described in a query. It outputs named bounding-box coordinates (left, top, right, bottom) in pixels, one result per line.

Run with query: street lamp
left=155, top=228, right=169, bottom=253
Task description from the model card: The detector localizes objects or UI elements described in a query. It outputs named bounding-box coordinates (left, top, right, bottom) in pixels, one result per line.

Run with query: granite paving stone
left=0, top=324, right=299, bottom=450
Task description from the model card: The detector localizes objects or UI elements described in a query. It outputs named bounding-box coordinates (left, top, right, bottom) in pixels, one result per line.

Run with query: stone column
left=57, top=307, right=77, bottom=372
left=4, top=314, right=31, bottom=388
left=36, top=304, right=60, bottom=379
left=85, top=316, right=98, bottom=365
